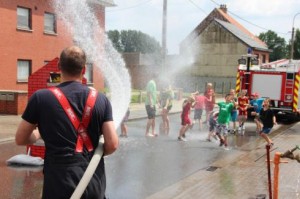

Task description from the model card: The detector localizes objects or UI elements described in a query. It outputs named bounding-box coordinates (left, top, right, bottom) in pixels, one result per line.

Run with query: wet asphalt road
left=0, top=113, right=275, bottom=199
left=105, top=113, right=259, bottom=199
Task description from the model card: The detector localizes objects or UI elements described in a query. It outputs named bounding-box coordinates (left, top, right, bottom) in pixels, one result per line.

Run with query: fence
left=131, top=88, right=183, bottom=104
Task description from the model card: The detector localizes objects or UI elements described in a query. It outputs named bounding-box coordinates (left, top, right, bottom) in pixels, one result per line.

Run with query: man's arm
left=102, top=121, right=119, bottom=155
left=15, top=119, right=40, bottom=145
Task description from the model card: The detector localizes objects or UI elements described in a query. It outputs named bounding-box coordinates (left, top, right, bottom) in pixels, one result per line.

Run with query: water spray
left=54, top=0, right=131, bottom=198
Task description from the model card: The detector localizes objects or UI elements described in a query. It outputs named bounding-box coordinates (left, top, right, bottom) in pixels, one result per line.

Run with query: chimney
left=220, top=4, right=227, bottom=13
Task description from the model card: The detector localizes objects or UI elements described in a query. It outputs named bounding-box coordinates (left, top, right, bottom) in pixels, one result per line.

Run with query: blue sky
left=106, top=0, right=300, bottom=54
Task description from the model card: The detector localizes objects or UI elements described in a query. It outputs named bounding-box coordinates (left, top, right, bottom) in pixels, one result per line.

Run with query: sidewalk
left=1, top=98, right=300, bottom=198
left=145, top=118, right=300, bottom=199
left=146, top=122, right=300, bottom=199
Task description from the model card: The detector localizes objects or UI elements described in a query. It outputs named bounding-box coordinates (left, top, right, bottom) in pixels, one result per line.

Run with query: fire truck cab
left=236, top=55, right=300, bottom=122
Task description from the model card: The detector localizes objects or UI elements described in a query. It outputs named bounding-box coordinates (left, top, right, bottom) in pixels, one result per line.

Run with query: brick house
left=0, top=0, right=115, bottom=114
left=122, top=52, right=161, bottom=90
left=177, top=4, right=271, bottom=92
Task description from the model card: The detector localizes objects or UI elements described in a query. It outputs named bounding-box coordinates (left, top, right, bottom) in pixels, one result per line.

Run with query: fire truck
left=235, top=55, right=300, bottom=122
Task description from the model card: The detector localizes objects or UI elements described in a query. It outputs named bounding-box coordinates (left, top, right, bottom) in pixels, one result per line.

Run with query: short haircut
left=59, top=46, right=86, bottom=76
left=225, top=93, right=231, bottom=98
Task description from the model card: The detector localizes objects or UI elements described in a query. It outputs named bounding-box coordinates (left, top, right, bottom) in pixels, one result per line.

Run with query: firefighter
left=15, top=46, right=119, bottom=199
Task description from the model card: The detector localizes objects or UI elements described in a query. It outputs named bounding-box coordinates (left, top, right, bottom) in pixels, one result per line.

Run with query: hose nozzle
left=280, top=145, right=300, bottom=160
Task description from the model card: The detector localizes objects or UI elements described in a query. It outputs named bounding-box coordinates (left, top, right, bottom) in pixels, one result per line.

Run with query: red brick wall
left=28, top=57, right=59, bottom=98
left=16, top=93, right=28, bottom=114
left=0, top=91, right=27, bottom=115
left=253, top=50, right=270, bottom=64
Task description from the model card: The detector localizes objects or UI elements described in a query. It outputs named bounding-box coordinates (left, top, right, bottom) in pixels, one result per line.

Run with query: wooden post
left=273, top=152, right=280, bottom=199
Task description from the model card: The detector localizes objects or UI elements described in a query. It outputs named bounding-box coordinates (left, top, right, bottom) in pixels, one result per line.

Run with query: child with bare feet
left=178, top=96, right=195, bottom=141
left=207, top=110, right=219, bottom=142
left=258, top=98, right=276, bottom=146
left=120, top=108, right=130, bottom=138
left=237, top=89, right=249, bottom=135
left=215, top=94, right=234, bottom=150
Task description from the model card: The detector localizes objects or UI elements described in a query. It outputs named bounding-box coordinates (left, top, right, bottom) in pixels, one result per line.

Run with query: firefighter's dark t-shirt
left=22, top=81, right=113, bottom=199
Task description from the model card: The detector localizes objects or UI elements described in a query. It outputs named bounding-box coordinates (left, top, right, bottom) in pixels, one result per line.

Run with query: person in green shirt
left=216, top=94, right=234, bottom=150
left=145, top=77, right=158, bottom=137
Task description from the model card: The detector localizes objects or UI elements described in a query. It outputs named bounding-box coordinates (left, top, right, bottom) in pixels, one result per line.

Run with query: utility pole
left=162, top=0, right=167, bottom=74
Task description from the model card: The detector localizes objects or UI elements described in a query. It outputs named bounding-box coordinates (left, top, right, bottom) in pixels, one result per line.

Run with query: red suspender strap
left=48, top=87, right=97, bottom=153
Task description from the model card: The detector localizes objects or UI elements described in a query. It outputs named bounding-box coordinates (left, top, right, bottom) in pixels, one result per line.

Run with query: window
left=17, top=60, right=31, bottom=82
left=85, top=63, right=93, bottom=83
left=17, top=7, right=31, bottom=30
left=44, top=12, right=56, bottom=33
left=262, top=55, right=266, bottom=64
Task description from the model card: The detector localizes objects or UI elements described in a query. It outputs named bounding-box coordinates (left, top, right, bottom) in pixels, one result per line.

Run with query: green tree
left=107, top=30, right=162, bottom=54
left=258, top=30, right=287, bottom=61
left=107, top=30, right=123, bottom=52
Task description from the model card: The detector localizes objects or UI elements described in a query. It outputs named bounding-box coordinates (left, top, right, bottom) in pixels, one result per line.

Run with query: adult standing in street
left=145, top=72, right=158, bottom=137
left=15, top=46, right=118, bottom=199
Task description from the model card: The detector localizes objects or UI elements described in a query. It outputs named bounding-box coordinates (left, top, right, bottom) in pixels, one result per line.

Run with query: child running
left=120, top=108, right=130, bottom=138
left=250, top=93, right=264, bottom=133
left=216, top=94, right=234, bottom=149
left=178, top=96, right=195, bottom=141
left=229, top=89, right=238, bottom=134
left=192, top=91, right=207, bottom=130
left=160, top=84, right=174, bottom=134
left=204, top=83, right=215, bottom=124
left=258, top=98, right=277, bottom=146
left=207, top=110, right=219, bottom=142
left=237, top=89, right=249, bottom=135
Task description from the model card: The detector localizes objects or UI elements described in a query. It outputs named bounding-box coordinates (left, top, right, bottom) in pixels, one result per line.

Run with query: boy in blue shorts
left=259, top=98, right=277, bottom=146
left=207, top=110, right=219, bottom=142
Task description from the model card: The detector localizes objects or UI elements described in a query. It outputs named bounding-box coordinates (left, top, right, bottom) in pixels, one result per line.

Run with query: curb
left=128, top=111, right=182, bottom=122
left=0, top=137, right=15, bottom=143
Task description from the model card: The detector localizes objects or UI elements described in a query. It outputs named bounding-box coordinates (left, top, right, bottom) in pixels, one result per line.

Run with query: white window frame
left=85, top=63, right=93, bottom=83
left=44, top=12, right=56, bottom=34
left=17, top=6, right=31, bottom=30
left=17, top=60, right=31, bottom=82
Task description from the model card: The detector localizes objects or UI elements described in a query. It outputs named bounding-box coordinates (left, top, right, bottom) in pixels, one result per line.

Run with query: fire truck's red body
left=236, top=57, right=300, bottom=122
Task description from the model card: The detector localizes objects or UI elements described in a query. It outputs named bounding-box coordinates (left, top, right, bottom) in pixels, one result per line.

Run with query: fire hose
left=70, top=136, right=104, bottom=199
left=280, top=145, right=300, bottom=161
